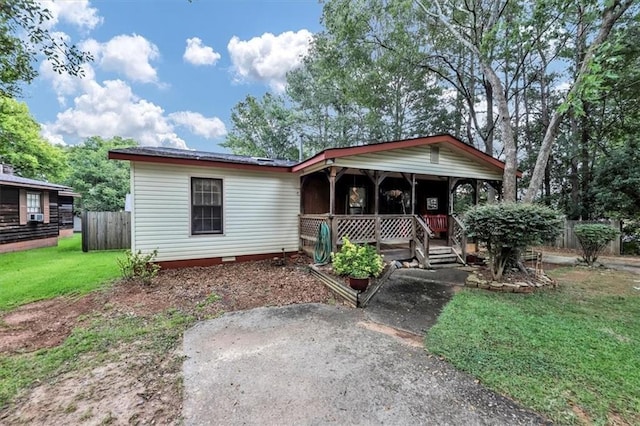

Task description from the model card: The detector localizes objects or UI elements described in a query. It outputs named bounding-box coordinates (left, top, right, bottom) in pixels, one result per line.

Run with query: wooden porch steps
left=427, top=246, right=463, bottom=269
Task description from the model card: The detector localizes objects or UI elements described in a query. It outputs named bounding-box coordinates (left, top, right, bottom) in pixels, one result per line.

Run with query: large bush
left=574, top=224, right=619, bottom=266
left=465, top=203, right=562, bottom=280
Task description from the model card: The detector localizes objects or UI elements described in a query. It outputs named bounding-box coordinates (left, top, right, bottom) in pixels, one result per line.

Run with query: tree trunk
left=524, top=0, right=634, bottom=202
left=482, top=64, right=518, bottom=202
left=484, top=79, right=497, bottom=203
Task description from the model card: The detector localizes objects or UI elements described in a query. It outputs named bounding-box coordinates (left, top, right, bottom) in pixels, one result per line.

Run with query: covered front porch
left=292, top=136, right=509, bottom=268
left=298, top=169, right=479, bottom=267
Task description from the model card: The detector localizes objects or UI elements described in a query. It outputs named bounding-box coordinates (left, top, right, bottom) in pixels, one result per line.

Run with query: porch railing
left=333, top=214, right=414, bottom=245
left=300, top=214, right=434, bottom=265
left=414, top=215, right=434, bottom=268
left=299, top=214, right=331, bottom=255
left=450, top=214, right=467, bottom=264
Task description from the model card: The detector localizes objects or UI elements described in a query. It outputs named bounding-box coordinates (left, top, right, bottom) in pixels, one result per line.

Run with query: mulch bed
left=0, top=254, right=333, bottom=354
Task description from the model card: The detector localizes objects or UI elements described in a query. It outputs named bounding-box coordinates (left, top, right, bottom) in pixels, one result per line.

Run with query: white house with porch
left=109, top=134, right=517, bottom=269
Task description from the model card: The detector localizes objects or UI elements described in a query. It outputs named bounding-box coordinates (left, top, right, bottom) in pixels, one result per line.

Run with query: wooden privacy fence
left=553, top=219, right=621, bottom=255
left=81, top=211, right=131, bottom=252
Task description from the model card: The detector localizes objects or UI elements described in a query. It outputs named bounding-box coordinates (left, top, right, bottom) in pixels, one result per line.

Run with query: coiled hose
left=313, top=222, right=331, bottom=265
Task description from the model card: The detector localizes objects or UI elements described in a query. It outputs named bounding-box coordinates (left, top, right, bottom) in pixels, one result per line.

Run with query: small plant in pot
left=331, top=237, right=384, bottom=291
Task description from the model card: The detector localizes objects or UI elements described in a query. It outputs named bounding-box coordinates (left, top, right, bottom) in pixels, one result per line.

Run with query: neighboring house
left=109, top=134, right=519, bottom=268
left=0, top=164, right=79, bottom=253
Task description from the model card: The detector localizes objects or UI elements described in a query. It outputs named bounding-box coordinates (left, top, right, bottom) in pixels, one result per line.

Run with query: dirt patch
left=0, top=254, right=334, bottom=425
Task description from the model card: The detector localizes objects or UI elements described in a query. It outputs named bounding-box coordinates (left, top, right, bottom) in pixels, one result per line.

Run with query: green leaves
left=0, top=96, right=68, bottom=182
left=465, top=203, right=563, bottom=280
left=222, top=93, right=300, bottom=160
left=64, top=136, right=137, bottom=212
left=573, top=224, right=619, bottom=265
left=0, top=0, right=92, bottom=97
left=331, top=237, right=384, bottom=278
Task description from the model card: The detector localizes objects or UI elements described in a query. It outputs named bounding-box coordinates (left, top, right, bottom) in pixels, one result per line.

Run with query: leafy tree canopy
left=0, top=96, right=68, bottom=181
left=64, top=136, right=137, bottom=212
left=465, top=203, right=563, bottom=280
left=221, top=93, right=300, bottom=160
left=0, top=0, right=92, bottom=97
left=593, top=137, right=640, bottom=220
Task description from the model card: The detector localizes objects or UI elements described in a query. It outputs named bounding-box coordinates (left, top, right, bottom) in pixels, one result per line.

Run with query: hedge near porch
left=464, top=203, right=563, bottom=281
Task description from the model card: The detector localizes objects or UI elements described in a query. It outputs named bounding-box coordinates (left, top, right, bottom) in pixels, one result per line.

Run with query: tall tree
left=0, top=0, right=92, bottom=97
left=222, top=93, right=300, bottom=160
left=414, top=0, right=634, bottom=202
left=64, top=136, right=137, bottom=212
left=523, top=0, right=634, bottom=202
left=288, top=0, right=453, bottom=154
left=0, top=96, right=68, bottom=181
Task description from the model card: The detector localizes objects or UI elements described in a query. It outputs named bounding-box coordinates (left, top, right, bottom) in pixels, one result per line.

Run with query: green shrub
left=117, top=249, right=161, bottom=284
left=331, top=237, right=384, bottom=278
left=465, top=203, right=562, bottom=281
left=574, top=224, right=619, bottom=266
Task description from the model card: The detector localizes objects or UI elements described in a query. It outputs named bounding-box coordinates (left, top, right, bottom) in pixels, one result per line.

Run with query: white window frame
left=26, top=192, right=42, bottom=214
left=190, top=177, right=224, bottom=235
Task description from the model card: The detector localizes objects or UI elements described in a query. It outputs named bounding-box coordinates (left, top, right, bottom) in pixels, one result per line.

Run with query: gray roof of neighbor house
left=0, top=173, right=79, bottom=195
left=109, top=146, right=297, bottom=169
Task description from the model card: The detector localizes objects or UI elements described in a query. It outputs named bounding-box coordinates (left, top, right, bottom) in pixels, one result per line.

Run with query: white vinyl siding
left=130, top=162, right=299, bottom=262
left=334, top=145, right=504, bottom=181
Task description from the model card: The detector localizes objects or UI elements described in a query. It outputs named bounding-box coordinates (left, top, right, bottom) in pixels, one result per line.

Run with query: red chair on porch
left=423, top=214, right=448, bottom=235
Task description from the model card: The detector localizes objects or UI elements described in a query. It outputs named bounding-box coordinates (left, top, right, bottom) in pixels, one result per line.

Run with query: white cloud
left=227, top=29, right=312, bottom=92
left=40, top=125, right=67, bottom=146
left=84, top=34, right=160, bottom=84
left=39, top=0, right=102, bottom=31
left=44, top=79, right=187, bottom=148
left=169, top=111, right=227, bottom=139
left=39, top=53, right=96, bottom=105
left=183, top=37, right=221, bottom=66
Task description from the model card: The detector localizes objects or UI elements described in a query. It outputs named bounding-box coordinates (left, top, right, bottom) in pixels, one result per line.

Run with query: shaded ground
left=0, top=255, right=333, bottom=425
left=365, top=268, right=469, bottom=334
left=183, top=303, right=548, bottom=425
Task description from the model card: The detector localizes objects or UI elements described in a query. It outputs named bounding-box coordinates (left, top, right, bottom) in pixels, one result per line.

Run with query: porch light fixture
left=326, top=158, right=335, bottom=164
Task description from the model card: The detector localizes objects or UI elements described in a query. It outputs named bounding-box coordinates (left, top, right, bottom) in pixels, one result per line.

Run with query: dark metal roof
left=109, top=146, right=298, bottom=168
left=0, top=173, right=75, bottom=192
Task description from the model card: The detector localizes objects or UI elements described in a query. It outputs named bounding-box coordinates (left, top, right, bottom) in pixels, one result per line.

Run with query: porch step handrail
left=413, top=215, right=432, bottom=268
left=450, top=214, right=467, bottom=265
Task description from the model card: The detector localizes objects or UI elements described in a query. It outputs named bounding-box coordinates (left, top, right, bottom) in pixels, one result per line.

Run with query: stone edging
left=464, top=271, right=557, bottom=293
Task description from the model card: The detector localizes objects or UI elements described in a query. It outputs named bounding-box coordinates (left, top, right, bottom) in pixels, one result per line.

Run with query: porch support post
left=374, top=171, right=380, bottom=215
left=410, top=174, right=416, bottom=215
left=410, top=174, right=416, bottom=258
left=299, top=174, right=309, bottom=215
left=329, top=167, right=336, bottom=216
left=448, top=177, right=459, bottom=245
left=328, top=167, right=337, bottom=253
left=374, top=171, right=381, bottom=251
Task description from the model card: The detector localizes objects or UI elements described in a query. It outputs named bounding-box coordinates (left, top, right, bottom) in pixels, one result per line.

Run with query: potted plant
left=331, top=237, right=384, bottom=291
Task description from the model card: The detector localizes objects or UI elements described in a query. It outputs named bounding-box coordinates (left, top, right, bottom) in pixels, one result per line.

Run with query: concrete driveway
left=183, top=303, right=546, bottom=425
left=365, top=268, right=470, bottom=334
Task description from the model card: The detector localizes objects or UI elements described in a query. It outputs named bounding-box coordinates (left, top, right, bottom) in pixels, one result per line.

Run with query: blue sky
left=24, top=0, right=323, bottom=152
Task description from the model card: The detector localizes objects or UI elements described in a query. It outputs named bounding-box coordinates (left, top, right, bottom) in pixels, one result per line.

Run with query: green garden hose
left=313, top=222, right=331, bottom=265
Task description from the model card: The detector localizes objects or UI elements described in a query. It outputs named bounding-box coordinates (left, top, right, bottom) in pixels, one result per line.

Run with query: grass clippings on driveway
left=426, top=266, right=640, bottom=425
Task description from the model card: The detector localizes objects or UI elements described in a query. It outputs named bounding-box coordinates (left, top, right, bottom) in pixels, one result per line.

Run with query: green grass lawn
left=426, top=267, right=640, bottom=425
left=0, top=234, right=123, bottom=311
